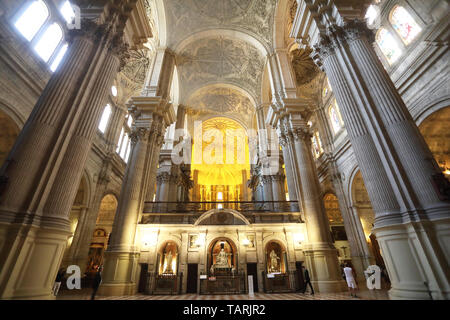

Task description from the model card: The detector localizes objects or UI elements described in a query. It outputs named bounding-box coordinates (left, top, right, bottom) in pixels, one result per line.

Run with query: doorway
left=187, top=263, right=198, bottom=293
left=246, top=263, right=259, bottom=293
left=295, top=261, right=305, bottom=292
left=138, top=263, right=148, bottom=293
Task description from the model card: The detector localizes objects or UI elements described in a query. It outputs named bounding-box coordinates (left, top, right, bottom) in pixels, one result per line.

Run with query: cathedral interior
left=0, top=0, right=449, bottom=301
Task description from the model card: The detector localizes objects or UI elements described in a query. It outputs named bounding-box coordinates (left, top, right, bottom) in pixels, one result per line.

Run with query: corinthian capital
left=341, top=19, right=375, bottom=44
left=292, top=127, right=313, bottom=142
left=130, top=127, right=150, bottom=144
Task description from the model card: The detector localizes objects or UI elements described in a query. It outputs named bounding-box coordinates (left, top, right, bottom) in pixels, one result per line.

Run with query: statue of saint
left=269, top=250, right=280, bottom=273
left=215, top=248, right=230, bottom=268
left=164, top=251, right=173, bottom=273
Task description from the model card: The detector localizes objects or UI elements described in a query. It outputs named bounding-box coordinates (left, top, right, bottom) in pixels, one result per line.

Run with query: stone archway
left=85, top=194, right=118, bottom=274
left=418, top=106, right=450, bottom=177
left=0, top=109, right=20, bottom=167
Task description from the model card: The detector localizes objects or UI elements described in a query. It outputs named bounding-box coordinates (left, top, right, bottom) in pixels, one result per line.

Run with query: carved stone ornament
left=130, top=127, right=150, bottom=144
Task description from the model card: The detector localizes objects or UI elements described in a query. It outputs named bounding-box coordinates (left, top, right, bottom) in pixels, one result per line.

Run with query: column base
left=0, top=221, right=70, bottom=299
left=304, top=243, right=346, bottom=293
left=374, top=218, right=450, bottom=300
left=98, top=250, right=140, bottom=296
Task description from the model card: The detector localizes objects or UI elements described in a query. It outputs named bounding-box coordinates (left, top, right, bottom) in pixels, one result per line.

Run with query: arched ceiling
left=163, top=0, right=277, bottom=49
left=177, top=36, right=266, bottom=103
left=185, top=85, right=255, bottom=128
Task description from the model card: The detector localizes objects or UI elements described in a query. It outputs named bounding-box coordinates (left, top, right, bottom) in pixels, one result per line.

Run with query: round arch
left=194, top=208, right=251, bottom=226
left=174, top=28, right=271, bottom=58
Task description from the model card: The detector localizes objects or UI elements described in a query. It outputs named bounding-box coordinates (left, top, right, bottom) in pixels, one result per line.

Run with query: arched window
left=14, top=0, right=49, bottom=41
left=376, top=28, right=402, bottom=64
left=116, top=127, right=132, bottom=163
left=329, top=100, right=344, bottom=134
left=34, top=23, right=63, bottom=62
left=13, top=1, right=71, bottom=72
left=98, top=104, right=112, bottom=134
left=390, top=6, right=422, bottom=45
left=50, top=43, right=68, bottom=72
left=312, top=130, right=323, bottom=158
left=111, top=85, right=118, bottom=97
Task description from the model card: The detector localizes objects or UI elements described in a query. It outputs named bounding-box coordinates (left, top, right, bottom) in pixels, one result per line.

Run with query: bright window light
left=111, top=85, right=118, bottom=97
left=50, top=43, right=68, bottom=72
left=14, top=0, right=49, bottom=41
left=34, top=23, right=63, bottom=62
left=60, top=1, right=75, bottom=24
left=125, top=141, right=131, bottom=163
left=365, top=5, right=378, bottom=25
left=116, top=128, right=124, bottom=153
left=127, top=115, right=133, bottom=127
left=217, top=192, right=223, bottom=200
left=98, top=104, right=112, bottom=133
left=120, top=135, right=129, bottom=159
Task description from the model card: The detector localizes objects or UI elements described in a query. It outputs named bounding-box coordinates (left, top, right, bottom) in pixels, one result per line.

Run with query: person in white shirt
left=343, top=263, right=358, bottom=298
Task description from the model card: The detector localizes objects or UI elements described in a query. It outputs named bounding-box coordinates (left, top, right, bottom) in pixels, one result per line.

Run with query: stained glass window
left=390, top=6, right=422, bottom=45
left=329, top=101, right=344, bottom=134
left=312, top=131, right=324, bottom=158
left=376, top=28, right=402, bottom=64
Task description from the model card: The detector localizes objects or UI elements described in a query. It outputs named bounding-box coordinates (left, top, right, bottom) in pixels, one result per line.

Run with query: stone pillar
left=0, top=11, right=131, bottom=299
left=287, top=115, right=344, bottom=292
left=99, top=97, right=174, bottom=296
left=313, top=20, right=450, bottom=299
left=261, top=174, right=274, bottom=211
left=315, top=103, right=374, bottom=280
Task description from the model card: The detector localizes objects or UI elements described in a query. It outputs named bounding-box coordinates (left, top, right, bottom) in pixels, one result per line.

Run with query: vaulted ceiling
left=161, top=0, right=278, bottom=117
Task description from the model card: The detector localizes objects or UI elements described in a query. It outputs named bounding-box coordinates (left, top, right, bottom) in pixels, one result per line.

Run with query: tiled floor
left=57, top=288, right=390, bottom=300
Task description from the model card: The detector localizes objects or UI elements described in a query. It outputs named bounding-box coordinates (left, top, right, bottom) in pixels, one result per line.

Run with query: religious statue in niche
left=266, top=241, right=285, bottom=274
left=269, top=250, right=280, bottom=273
left=160, top=241, right=178, bottom=275
left=209, top=239, right=235, bottom=275
left=163, top=251, right=173, bottom=274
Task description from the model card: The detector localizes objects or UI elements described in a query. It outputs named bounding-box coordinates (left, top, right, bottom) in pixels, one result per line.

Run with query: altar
left=200, top=238, right=245, bottom=294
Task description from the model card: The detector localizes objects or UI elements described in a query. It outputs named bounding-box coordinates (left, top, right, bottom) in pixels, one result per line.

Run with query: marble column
left=0, top=15, right=129, bottom=299
left=313, top=20, right=450, bottom=299
left=99, top=97, right=174, bottom=296
left=286, top=115, right=344, bottom=293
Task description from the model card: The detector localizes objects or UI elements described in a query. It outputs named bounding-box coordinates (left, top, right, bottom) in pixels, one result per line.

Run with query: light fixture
left=195, top=234, right=206, bottom=247
left=141, top=232, right=158, bottom=247
left=293, top=232, right=305, bottom=245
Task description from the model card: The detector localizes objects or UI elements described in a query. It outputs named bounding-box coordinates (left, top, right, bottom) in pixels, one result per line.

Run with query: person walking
left=53, top=268, right=65, bottom=296
left=302, top=266, right=314, bottom=295
left=91, top=266, right=102, bottom=300
left=343, top=263, right=358, bottom=298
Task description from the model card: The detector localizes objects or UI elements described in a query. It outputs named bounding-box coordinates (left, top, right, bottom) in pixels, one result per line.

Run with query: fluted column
left=99, top=96, right=174, bottom=296
left=0, top=12, right=131, bottom=299
left=287, top=117, right=344, bottom=292
left=313, top=20, right=450, bottom=299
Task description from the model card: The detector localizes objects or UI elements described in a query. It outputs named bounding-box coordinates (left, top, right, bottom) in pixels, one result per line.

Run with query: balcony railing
left=143, top=201, right=301, bottom=214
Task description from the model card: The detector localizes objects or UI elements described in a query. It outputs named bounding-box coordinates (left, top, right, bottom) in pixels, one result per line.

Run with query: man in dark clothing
left=53, top=268, right=65, bottom=296
left=91, top=267, right=102, bottom=300
left=302, top=266, right=314, bottom=295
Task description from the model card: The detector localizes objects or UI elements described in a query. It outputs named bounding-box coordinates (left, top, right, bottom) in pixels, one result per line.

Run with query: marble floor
left=57, top=288, right=390, bottom=300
